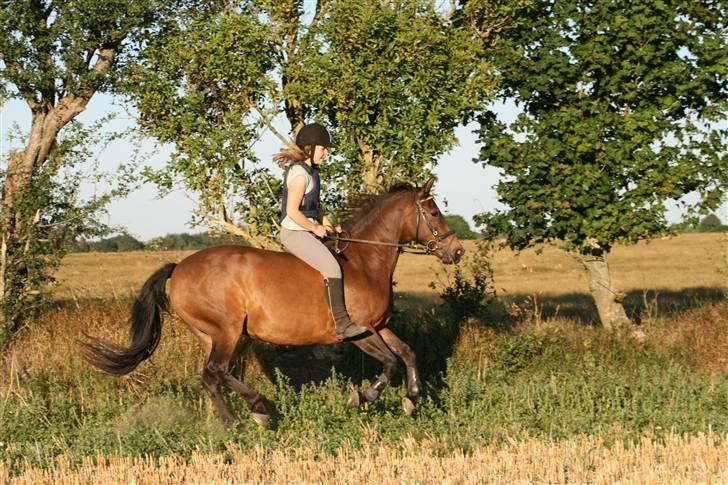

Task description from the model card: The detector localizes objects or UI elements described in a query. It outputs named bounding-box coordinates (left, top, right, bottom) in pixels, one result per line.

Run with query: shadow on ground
left=236, top=286, right=725, bottom=390
left=492, top=286, right=725, bottom=326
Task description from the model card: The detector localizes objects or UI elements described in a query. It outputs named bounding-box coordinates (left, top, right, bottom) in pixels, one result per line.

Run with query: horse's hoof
left=251, top=412, right=270, bottom=428
left=346, top=390, right=361, bottom=409
left=402, top=396, right=416, bottom=417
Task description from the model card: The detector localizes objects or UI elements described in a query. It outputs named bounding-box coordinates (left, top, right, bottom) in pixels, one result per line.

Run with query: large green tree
left=123, top=0, right=501, bottom=245
left=0, top=0, right=173, bottom=342
left=476, top=0, right=727, bottom=329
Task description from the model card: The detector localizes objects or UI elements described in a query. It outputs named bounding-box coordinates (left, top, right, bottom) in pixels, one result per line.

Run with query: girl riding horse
left=274, top=123, right=368, bottom=340
left=83, top=125, right=465, bottom=428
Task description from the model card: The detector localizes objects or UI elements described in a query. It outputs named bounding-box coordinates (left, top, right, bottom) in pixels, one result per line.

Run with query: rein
left=328, top=193, right=455, bottom=255
left=328, top=232, right=432, bottom=255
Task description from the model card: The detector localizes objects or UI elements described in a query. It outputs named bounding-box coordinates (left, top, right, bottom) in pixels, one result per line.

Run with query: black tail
left=82, top=263, right=176, bottom=376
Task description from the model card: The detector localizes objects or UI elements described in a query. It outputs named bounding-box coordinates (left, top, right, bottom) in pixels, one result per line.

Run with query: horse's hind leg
left=208, top=331, right=269, bottom=428
left=379, top=328, right=421, bottom=417
left=216, top=337, right=269, bottom=428
left=347, top=333, right=398, bottom=409
left=202, top=342, right=237, bottom=428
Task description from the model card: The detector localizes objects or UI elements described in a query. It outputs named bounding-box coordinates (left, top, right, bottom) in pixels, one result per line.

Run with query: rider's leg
left=323, top=277, right=369, bottom=339
left=280, top=228, right=368, bottom=340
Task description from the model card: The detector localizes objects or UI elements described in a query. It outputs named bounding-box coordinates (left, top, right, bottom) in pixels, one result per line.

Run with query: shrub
left=430, top=239, right=496, bottom=321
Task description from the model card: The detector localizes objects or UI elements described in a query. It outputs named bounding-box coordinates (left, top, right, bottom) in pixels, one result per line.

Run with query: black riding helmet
left=295, top=123, right=331, bottom=149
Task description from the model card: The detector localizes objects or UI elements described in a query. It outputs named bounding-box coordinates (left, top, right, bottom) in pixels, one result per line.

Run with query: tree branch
left=205, top=214, right=279, bottom=249
left=310, top=0, right=332, bottom=29
left=2, top=56, right=39, bottom=109
left=246, top=97, right=298, bottom=149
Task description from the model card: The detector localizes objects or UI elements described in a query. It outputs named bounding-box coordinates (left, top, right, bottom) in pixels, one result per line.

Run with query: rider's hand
left=323, top=223, right=335, bottom=234
left=312, top=224, right=328, bottom=238
left=335, top=226, right=343, bottom=234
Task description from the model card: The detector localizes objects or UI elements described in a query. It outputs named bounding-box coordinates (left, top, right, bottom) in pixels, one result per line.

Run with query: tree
left=120, top=4, right=280, bottom=247
left=292, top=1, right=492, bottom=199
left=122, top=0, right=498, bottom=245
left=696, top=214, right=727, bottom=232
left=0, top=1, right=173, bottom=343
left=475, top=0, right=727, bottom=329
left=445, top=215, right=476, bottom=240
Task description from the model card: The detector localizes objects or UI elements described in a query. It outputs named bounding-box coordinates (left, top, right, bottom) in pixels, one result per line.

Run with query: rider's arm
left=286, top=175, right=323, bottom=234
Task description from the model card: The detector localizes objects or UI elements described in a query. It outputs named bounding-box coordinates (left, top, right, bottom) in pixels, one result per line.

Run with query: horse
left=83, top=177, right=465, bottom=427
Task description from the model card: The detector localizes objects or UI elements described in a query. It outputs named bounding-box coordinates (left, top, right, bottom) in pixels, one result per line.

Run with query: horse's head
left=402, top=177, right=465, bottom=264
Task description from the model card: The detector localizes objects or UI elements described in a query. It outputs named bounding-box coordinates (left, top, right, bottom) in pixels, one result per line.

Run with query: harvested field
left=5, top=434, right=726, bottom=484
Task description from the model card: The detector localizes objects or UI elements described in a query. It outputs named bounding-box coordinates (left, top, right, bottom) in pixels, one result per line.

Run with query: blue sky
left=2, top=94, right=725, bottom=240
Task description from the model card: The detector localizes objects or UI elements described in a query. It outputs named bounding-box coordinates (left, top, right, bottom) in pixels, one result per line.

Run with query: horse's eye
left=431, top=210, right=440, bottom=217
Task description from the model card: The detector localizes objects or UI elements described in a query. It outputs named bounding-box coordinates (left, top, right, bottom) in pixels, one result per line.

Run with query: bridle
left=330, top=191, right=456, bottom=257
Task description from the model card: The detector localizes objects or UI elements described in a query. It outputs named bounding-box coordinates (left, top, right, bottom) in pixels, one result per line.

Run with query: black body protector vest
left=280, top=162, right=323, bottom=223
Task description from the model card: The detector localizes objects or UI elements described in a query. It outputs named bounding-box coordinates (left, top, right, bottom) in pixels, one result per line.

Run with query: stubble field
left=1, top=233, right=726, bottom=483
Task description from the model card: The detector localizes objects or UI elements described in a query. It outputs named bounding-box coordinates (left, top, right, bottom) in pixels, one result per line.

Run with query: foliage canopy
left=475, top=0, right=727, bottom=255
left=122, top=0, right=498, bottom=244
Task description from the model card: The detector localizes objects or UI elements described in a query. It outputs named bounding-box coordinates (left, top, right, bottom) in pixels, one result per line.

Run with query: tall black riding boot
left=324, top=278, right=369, bottom=340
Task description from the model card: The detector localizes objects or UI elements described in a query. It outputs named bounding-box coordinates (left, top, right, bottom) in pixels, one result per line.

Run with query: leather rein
left=328, top=194, right=456, bottom=256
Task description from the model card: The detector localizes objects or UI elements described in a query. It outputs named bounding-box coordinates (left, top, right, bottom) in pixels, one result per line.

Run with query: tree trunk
left=1, top=149, right=27, bottom=310
left=1, top=101, right=85, bottom=336
left=357, top=138, right=384, bottom=194
left=579, top=253, right=632, bottom=330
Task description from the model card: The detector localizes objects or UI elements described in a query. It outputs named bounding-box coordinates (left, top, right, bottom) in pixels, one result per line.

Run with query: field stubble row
left=4, top=433, right=726, bottom=484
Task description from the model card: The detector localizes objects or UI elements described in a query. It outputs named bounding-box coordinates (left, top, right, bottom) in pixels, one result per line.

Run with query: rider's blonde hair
left=273, top=144, right=315, bottom=168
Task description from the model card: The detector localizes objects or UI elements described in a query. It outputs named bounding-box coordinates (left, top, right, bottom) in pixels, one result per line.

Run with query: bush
left=430, top=239, right=496, bottom=321
left=697, top=214, right=728, bottom=232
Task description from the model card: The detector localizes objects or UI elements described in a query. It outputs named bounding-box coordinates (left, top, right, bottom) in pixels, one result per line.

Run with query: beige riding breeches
left=279, top=227, right=342, bottom=279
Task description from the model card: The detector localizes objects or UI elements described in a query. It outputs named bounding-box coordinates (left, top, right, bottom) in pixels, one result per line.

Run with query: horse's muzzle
left=441, top=245, right=465, bottom=264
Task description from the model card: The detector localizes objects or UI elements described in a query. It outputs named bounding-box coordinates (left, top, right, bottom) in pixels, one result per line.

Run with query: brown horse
left=83, top=177, right=464, bottom=427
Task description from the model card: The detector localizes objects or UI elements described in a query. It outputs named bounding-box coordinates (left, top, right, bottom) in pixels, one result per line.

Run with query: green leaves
left=120, top=6, right=280, bottom=245
left=296, top=0, right=494, bottom=196
left=121, top=0, right=498, bottom=243
left=0, top=0, right=167, bottom=104
left=476, top=0, right=727, bottom=254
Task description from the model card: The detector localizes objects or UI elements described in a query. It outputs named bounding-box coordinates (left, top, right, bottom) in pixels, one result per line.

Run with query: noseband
left=331, top=190, right=456, bottom=256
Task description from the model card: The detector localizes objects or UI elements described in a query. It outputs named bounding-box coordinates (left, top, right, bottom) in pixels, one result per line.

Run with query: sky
left=2, top=94, right=725, bottom=241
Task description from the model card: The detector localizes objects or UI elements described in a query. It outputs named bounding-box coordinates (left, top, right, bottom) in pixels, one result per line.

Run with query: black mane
left=341, top=183, right=413, bottom=231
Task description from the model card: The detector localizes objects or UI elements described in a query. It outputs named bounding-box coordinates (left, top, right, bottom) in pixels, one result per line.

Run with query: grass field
left=54, top=232, right=726, bottom=309
left=1, top=233, right=726, bottom=482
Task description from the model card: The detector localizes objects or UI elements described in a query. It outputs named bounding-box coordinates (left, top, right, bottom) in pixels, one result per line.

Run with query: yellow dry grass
left=53, top=233, right=727, bottom=302
left=4, top=433, right=726, bottom=484
left=394, top=232, right=727, bottom=298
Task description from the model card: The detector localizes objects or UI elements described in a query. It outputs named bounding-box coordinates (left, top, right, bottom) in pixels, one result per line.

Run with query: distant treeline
left=71, top=232, right=247, bottom=253
left=684, top=214, right=728, bottom=233
left=71, top=213, right=725, bottom=253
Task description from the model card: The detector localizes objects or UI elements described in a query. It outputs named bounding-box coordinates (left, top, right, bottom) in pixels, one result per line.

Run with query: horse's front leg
left=379, top=328, right=421, bottom=416
left=347, top=333, right=398, bottom=409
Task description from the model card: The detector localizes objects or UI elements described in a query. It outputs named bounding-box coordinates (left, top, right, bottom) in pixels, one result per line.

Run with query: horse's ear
left=423, top=176, right=436, bottom=196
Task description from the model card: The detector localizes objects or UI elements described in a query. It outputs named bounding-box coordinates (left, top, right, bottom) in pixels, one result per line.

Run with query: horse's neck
left=344, top=200, right=404, bottom=280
